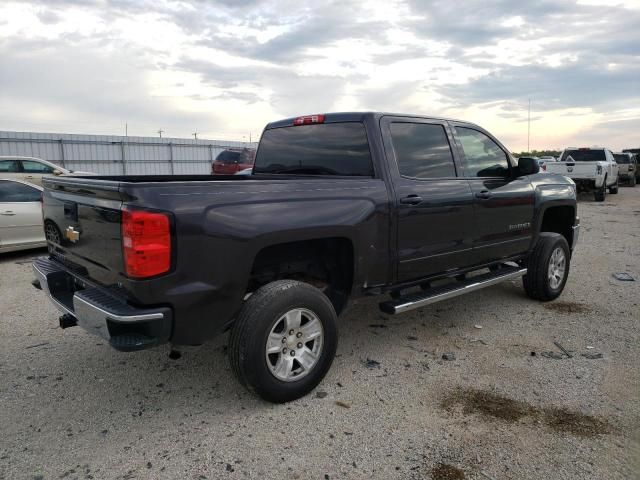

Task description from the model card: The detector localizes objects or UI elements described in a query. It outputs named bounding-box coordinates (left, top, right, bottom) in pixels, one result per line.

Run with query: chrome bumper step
left=380, top=265, right=527, bottom=315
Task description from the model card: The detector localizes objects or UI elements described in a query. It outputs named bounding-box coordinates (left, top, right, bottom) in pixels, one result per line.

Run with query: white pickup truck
left=546, top=147, right=619, bottom=201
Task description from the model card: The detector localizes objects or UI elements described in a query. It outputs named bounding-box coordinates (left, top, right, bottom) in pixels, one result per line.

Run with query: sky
left=0, top=0, right=638, bottom=151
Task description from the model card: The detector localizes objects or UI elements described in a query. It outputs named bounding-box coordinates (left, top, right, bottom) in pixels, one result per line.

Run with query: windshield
left=560, top=149, right=606, bottom=162
left=254, top=122, right=373, bottom=176
left=613, top=154, right=630, bottom=164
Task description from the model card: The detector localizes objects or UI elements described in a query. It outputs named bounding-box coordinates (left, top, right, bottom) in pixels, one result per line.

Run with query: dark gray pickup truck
left=33, top=112, right=579, bottom=402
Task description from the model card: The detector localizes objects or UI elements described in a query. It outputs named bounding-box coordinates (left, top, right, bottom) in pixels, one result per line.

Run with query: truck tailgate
left=42, top=177, right=125, bottom=286
left=546, top=162, right=597, bottom=178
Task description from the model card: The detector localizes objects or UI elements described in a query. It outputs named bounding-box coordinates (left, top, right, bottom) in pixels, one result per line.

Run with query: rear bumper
left=32, top=256, right=172, bottom=351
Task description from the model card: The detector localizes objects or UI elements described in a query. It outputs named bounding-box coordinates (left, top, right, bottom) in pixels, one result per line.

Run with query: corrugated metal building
left=0, top=130, right=258, bottom=175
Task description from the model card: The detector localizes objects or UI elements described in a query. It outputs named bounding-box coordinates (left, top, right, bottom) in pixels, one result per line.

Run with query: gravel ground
left=1, top=188, right=639, bottom=480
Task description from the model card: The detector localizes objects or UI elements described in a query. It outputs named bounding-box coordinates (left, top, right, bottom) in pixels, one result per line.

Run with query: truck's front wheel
left=523, top=233, right=570, bottom=301
left=229, top=280, right=338, bottom=403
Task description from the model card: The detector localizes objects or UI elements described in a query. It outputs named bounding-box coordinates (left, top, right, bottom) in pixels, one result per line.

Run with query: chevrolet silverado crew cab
left=32, top=112, right=579, bottom=402
left=547, top=147, right=619, bottom=201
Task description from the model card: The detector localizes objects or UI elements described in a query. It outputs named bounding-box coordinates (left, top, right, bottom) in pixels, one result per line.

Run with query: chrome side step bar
left=380, top=266, right=527, bottom=315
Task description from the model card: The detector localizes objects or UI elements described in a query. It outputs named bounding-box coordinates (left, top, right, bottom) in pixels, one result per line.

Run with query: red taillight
left=293, top=114, right=325, bottom=125
left=121, top=208, right=171, bottom=279
left=542, top=164, right=547, bottom=171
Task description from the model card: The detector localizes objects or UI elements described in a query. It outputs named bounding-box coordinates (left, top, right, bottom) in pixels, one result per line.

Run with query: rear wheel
left=630, top=174, right=636, bottom=187
left=523, top=233, right=570, bottom=301
left=228, top=280, right=338, bottom=403
left=594, top=179, right=606, bottom=202
left=609, top=177, right=619, bottom=194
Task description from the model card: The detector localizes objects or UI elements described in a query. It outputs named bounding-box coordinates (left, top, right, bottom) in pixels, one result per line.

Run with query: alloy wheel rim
left=45, top=224, right=60, bottom=244
left=265, top=308, right=324, bottom=382
left=547, top=247, right=566, bottom=290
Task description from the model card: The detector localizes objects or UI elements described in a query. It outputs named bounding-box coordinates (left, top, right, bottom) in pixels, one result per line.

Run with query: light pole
left=527, top=98, right=531, bottom=153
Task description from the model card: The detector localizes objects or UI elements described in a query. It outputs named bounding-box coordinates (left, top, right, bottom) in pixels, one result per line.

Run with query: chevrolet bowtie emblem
left=65, top=226, right=80, bottom=243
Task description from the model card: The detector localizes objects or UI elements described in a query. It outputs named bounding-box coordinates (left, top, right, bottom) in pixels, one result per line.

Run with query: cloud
left=438, top=61, right=640, bottom=112
left=0, top=0, right=638, bottom=149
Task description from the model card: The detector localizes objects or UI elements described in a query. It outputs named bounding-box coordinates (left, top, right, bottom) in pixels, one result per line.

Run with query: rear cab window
left=613, top=154, right=630, bottom=164
left=561, top=149, right=606, bottom=162
left=253, top=122, right=374, bottom=176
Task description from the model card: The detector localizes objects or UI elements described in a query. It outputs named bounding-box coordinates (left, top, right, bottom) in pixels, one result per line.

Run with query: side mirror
left=53, top=169, right=63, bottom=176
left=518, top=157, right=540, bottom=176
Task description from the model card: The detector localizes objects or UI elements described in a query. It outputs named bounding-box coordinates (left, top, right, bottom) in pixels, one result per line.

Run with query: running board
left=380, top=266, right=527, bottom=315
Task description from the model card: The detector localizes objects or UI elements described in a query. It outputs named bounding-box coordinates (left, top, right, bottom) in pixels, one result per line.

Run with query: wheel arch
left=248, top=236, right=356, bottom=315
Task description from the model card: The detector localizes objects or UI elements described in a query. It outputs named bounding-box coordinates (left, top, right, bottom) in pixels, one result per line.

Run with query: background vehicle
left=613, top=152, right=636, bottom=186
left=0, top=179, right=48, bottom=253
left=547, top=147, right=619, bottom=201
left=32, top=112, right=579, bottom=403
left=211, top=148, right=256, bottom=175
left=0, top=156, right=94, bottom=186
left=539, top=155, right=557, bottom=163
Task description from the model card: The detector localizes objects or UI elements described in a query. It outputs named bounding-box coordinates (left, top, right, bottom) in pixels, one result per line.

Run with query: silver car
left=0, top=156, right=93, bottom=186
left=0, top=179, right=48, bottom=253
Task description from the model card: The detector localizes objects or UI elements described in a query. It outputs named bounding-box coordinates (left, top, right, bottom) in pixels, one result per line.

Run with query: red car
left=211, top=148, right=256, bottom=175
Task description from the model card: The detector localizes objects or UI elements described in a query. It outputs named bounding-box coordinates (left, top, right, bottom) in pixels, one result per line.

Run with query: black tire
left=228, top=280, right=338, bottom=403
left=594, top=181, right=606, bottom=202
left=523, top=233, right=570, bottom=301
left=609, top=178, right=619, bottom=194
left=629, top=174, right=636, bottom=187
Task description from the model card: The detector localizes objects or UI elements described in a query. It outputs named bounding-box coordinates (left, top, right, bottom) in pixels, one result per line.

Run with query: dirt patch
left=543, top=301, right=591, bottom=314
left=441, top=389, right=535, bottom=422
left=544, top=408, right=612, bottom=437
left=441, top=388, right=612, bottom=438
left=431, top=463, right=465, bottom=480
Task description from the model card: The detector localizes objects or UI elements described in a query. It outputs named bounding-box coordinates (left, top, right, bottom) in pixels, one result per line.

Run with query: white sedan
left=0, top=156, right=94, bottom=186
left=0, top=179, right=51, bottom=253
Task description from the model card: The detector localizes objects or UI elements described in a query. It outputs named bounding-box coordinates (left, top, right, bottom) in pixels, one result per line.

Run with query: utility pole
left=158, top=129, right=164, bottom=138
left=125, top=122, right=128, bottom=137
left=527, top=98, right=531, bottom=153
left=192, top=132, right=198, bottom=140
left=249, top=132, right=252, bottom=143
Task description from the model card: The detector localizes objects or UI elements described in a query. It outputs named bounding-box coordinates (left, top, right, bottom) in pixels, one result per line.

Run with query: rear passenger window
left=390, top=123, right=456, bottom=179
left=0, top=160, right=19, bottom=172
left=456, top=127, right=510, bottom=177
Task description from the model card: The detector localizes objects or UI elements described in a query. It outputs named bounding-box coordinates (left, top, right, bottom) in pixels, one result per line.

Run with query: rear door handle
left=400, top=195, right=423, bottom=205
left=1, top=211, right=16, bottom=216
left=475, top=190, right=491, bottom=199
